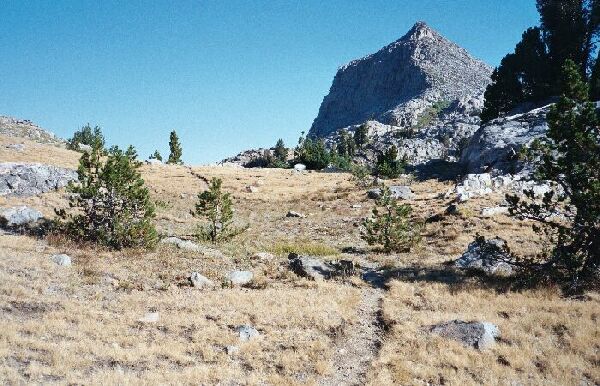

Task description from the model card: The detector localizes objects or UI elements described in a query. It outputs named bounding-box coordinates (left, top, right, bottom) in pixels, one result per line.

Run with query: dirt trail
left=319, top=287, right=384, bottom=386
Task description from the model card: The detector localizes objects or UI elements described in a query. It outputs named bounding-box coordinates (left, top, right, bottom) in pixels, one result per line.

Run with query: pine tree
left=362, top=186, right=422, bottom=252
left=589, top=55, right=600, bottom=100
left=507, top=60, right=600, bottom=291
left=274, top=139, right=288, bottom=162
left=67, top=124, right=105, bottom=152
left=149, top=150, right=162, bottom=161
left=58, top=142, right=157, bottom=249
left=354, top=124, right=369, bottom=148
left=481, top=1, right=600, bottom=121
left=376, top=145, right=404, bottom=179
left=196, top=178, right=243, bottom=242
left=168, top=130, right=183, bottom=164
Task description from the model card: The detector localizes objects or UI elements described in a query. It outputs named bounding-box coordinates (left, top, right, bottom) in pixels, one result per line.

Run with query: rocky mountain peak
left=308, top=22, right=492, bottom=139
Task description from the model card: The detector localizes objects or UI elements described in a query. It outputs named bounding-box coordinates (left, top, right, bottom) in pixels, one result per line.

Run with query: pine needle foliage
left=361, top=186, right=422, bottom=252
left=58, top=144, right=157, bottom=249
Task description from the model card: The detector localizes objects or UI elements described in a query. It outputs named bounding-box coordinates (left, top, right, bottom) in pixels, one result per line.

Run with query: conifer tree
left=507, top=60, right=600, bottom=290
left=354, top=124, right=369, bottom=148
left=149, top=150, right=162, bottom=161
left=168, top=130, right=183, bottom=164
left=362, top=186, right=422, bottom=252
left=195, top=178, right=243, bottom=242
left=274, top=139, right=288, bottom=162
left=67, top=124, right=105, bottom=152
left=58, top=142, right=157, bottom=249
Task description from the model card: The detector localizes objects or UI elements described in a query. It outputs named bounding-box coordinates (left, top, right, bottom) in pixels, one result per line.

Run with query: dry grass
left=1, top=133, right=598, bottom=384
left=369, top=281, right=600, bottom=385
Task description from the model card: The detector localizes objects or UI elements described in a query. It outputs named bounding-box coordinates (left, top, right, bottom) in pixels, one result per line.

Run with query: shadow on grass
left=361, top=263, right=530, bottom=293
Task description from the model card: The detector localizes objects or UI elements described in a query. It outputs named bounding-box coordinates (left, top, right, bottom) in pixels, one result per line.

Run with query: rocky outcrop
left=0, top=206, right=44, bottom=229
left=0, top=163, right=77, bottom=197
left=461, top=105, right=550, bottom=174
left=0, top=116, right=66, bottom=146
left=309, top=22, right=491, bottom=139
left=455, top=237, right=514, bottom=277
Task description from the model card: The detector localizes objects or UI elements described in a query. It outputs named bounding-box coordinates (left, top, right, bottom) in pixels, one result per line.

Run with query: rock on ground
left=288, top=254, right=334, bottom=281
left=430, top=320, right=500, bottom=350
left=367, top=185, right=414, bottom=200
left=235, top=325, right=260, bottom=341
left=226, top=270, right=253, bottom=286
left=160, top=237, right=224, bottom=258
left=51, top=254, right=72, bottom=266
left=189, top=272, right=214, bottom=289
left=455, top=237, right=514, bottom=276
left=0, top=162, right=77, bottom=197
left=286, top=210, right=306, bottom=218
left=0, top=206, right=43, bottom=228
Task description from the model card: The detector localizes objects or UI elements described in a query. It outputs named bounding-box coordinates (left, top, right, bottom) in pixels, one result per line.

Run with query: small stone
left=351, top=204, right=362, bottom=209
left=246, top=185, right=259, bottom=193
left=286, top=211, right=306, bottom=218
left=430, top=320, right=500, bottom=350
left=138, top=312, right=160, bottom=323
left=51, top=254, right=71, bottom=266
left=189, top=272, right=214, bottom=289
left=226, top=270, right=253, bottom=286
left=226, top=345, right=239, bottom=355
left=235, top=325, right=260, bottom=341
left=293, top=163, right=306, bottom=172
left=481, top=206, right=509, bottom=217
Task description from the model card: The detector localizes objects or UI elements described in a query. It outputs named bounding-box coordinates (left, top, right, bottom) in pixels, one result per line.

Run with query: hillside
left=1, top=129, right=598, bottom=384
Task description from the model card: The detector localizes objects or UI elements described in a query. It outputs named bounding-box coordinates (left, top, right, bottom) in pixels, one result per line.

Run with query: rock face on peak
left=0, top=116, right=65, bottom=146
left=308, top=22, right=492, bottom=139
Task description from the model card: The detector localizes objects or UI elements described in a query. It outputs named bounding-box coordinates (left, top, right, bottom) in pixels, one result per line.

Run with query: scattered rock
left=225, top=345, right=239, bottom=355
left=351, top=204, right=362, bottom=209
left=5, top=144, right=25, bottom=152
left=0, top=206, right=43, bottom=229
left=288, top=253, right=334, bottom=281
left=235, top=325, right=260, bottom=341
left=481, top=206, right=509, bottom=217
left=226, top=270, right=253, bottom=286
left=189, top=272, right=214, bottom=289
left=455, top=237, right=514, bottom=276
left=245, top=185, right=259, bottom=193
left=0, top=162, right=77, bottom=197
left=286, top=210, right=306, bottom=218
left=367, top=186, right=414, bottom=200
left=430, top=320, right=500, bottom=350
left=138, top=312, right=160, bottom=324
left=145, top=159, right=162, bottom=165
left=294, top=163, right=306, bottom=172
left=161, top=237, right=225, bottom=258
left=0, top=115, right=66, bottom=146
left=50, top=254, right=72, bottom=266
left=389, top=185, right=415, bottom=200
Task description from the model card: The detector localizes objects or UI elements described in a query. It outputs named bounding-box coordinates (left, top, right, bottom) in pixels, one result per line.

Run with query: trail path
left=318, top=287, right=384, bottom=386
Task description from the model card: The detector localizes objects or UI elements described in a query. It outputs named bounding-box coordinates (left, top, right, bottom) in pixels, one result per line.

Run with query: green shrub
left=168, top=130, right=183, bottom=164
left=351, top=164, right=371, bottom=187
left=67, top=124, right=105, bottom=152
left=376, top=146, right=406, bottom=179
left=362, top=186, right=422, bottom=252
left=195, top=178, right=245, bottom=242
left=57, top=144, right=157, bottom=249
left=149, top=150, right=162, bottom=161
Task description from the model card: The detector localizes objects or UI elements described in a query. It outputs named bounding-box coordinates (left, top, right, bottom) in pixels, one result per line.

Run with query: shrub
left=273, top=138, right=288, bottom=163
left=195, top=178, right=245, bottom=242
left=376, top=146, right=406, bottom=179
left=351, top=163, right=371, bottom=187
left=295, top=134, right=331, bottom=170
left=354, top=124, right=369, bottom=148
left=67, top=124, right=105, bottom=152
left=149, top=150, right=162, bottom=161
left=168, top=130, right=183, bottom=164
left=362, top=186, right=422, bottom=252
left=57, top=143, right=157, bottom=249
left=507, top=60, right=600, bottom=291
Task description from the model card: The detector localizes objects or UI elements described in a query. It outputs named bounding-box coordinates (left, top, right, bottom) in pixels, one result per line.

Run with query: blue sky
left=1, top=0, right=539, bottom=164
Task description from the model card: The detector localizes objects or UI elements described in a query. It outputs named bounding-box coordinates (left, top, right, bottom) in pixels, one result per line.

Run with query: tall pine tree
left=168, top=130, right=183, bottom=164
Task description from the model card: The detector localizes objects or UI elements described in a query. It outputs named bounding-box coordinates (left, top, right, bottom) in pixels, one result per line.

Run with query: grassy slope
left=0, top=134, right=598, bottom=385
